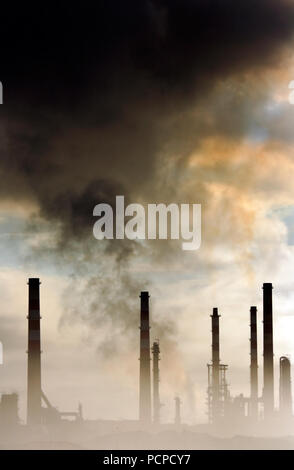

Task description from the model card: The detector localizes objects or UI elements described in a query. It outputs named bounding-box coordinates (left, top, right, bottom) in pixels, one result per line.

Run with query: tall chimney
left=279, top=356, right=292, bottom=417
left=139, top=291, right=151, bottom=424
left=152, top=341, right=160, bottom=424
left=27, top=278, right=42, bottom=425
left=250, top=306, right=258, bottom=419
left=263, top=283, right=274, bottom=418
left=211, top=307, right=220, bottom=421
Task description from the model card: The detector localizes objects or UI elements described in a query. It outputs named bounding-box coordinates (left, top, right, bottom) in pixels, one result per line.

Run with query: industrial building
left=206, top=283, right=292, bottom=425
left=0, top=279, right=293, bottom=441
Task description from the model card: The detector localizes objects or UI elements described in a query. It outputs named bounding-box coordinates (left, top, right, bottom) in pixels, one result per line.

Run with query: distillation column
left=279, top=356, right=292, bottom=417
left=139, top=291, right=151, bottom=424
left=152, top=341, right=160, bottom=424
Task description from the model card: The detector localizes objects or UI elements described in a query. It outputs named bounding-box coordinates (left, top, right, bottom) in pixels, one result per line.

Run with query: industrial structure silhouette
left=0, top=278, right=293, bottom=446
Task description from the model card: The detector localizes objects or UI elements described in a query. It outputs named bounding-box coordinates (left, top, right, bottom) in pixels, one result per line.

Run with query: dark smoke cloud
left=1, top=1, right=294, bottom=105
left=1, top=0, right=294, bottom=206
left=0, top=1, right=293, bottom=212
left=0, top=1, right=294, bottom=355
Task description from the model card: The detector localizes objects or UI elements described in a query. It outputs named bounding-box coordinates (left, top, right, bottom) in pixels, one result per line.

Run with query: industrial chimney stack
left=263, top=283, right=274, bottom=418
left=211, top=307, right=220, bottom=421
left=27, top=278, right=42, bottom=426
left=152, top=341, right=160, bottom=424
left=139, top=291, right=151, bottom=424
left=250, top=306, right=258, bottom=419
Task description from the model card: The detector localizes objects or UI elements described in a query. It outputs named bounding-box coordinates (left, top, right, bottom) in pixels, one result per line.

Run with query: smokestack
left=152, top=341, right=160, bottom=424
left=250, top=306, right=258, bottom=419
left=27, top=278, right=42, bottom=426
left=78, top=402, right=84, bottom=422
left=263, top=283, right=274, bottom=418
left=211, top=307, right=220, bottom=421
left=174, top=396, right=181, bottom=426
left=279, top=356, right=292, bottom=417
left=139, top=291, right=151, bottom=424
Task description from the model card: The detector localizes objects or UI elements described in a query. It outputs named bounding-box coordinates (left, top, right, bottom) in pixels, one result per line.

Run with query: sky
left=1, top=1, right=294, bottom=424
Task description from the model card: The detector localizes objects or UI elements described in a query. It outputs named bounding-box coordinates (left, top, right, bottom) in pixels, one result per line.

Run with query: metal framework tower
left=250, top=306, right=258, bottom=419
left=139, top=291, right=151, bottom=424
left=263, top=283, right=274, bottom=418
left=279, top=356, right=292, bottom=417
left=27, top=278, right=42, bottom=426
left=152, top=340, right=160, bottom=424
left=207, top=308, right=229, bottom=423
